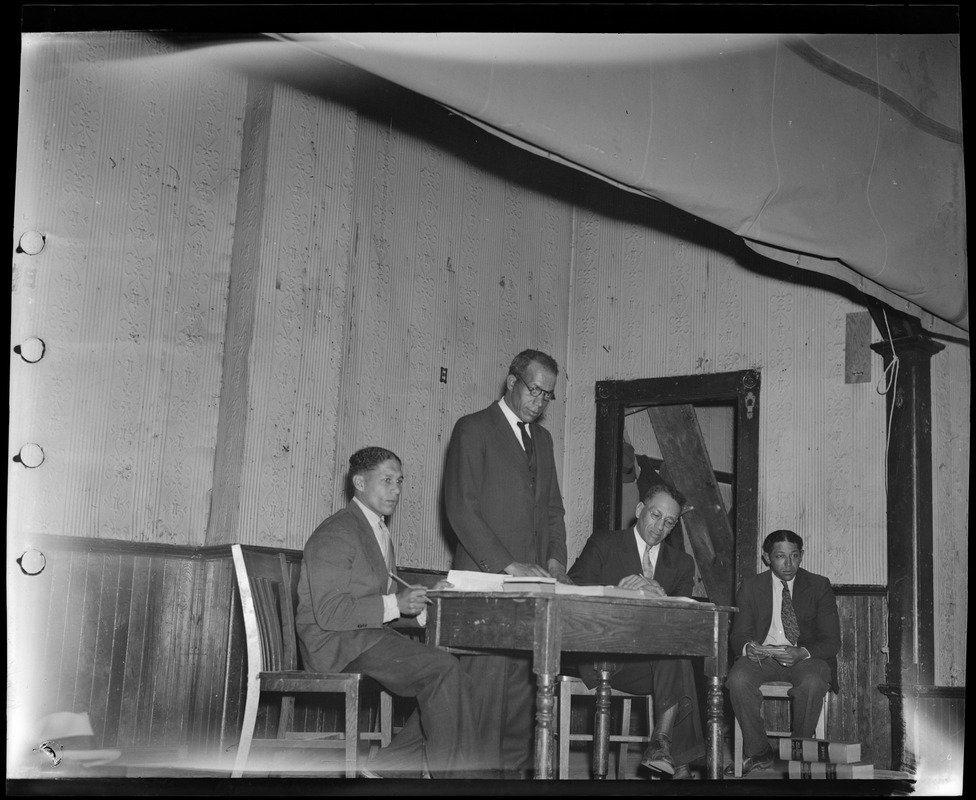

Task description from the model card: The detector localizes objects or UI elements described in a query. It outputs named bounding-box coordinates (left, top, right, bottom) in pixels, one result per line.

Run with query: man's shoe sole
left=723, top=754, right=774, bottom=777
left=641, top=757, right=676, bottom=775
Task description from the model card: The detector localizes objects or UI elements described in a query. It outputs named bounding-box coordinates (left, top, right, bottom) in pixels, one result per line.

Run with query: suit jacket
left=568, top=528, right=695, bottom=598
left=729, top=567, right=841, bottom=691
left=444, top=402, right=568, bottom=573
left=568, top=529, right=698, bottom=694
left=295, top=501, right=409, bottom=673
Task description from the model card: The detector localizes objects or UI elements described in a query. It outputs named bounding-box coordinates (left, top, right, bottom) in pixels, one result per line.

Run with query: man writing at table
left=724, top=529, right=840, bottom=776
left=444, top=348, right=572, bottom=778
left=567, top=483, right=705, bottom=780
left=295, top=446, right=492, bottom=778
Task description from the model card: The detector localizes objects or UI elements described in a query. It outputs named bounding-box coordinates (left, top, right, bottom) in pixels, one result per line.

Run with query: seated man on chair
left=724, top=529, right=841, bottom=776
left=295, top=446, right=493, bottom=779
left=568, top=483, right=705, bottom=780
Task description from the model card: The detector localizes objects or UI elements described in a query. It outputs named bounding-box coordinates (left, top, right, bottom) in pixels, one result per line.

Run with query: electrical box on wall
left=845, top=311, right=872, bottom=384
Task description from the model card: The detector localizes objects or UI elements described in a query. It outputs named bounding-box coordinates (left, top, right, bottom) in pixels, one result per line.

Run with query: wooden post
left=592, top=388, right=625, bottom=530
left=869, top=307, right=943, bottom=773
left=205, top=77, right=275, bottom=546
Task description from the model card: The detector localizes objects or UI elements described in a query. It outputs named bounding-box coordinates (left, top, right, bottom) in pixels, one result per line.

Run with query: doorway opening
left=592, top=370, right=760, bottom=606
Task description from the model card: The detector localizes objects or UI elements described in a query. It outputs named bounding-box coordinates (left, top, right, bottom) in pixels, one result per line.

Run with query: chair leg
left=277, top=696, right=295, bottom=740
left=815, top=694, right=827, bottom=739
left=646, top=696, right=655, bottom=777
left=345, top=683, right=360, bottom=778
left=733, top=717, right=744, bottom=778
left=558, top=681, right=571, bottom=780
left=232, top=680, right=262, bottom=778
left=380, top=690, right=393, bottom=747
left=617, top=697, right=632, bottom=779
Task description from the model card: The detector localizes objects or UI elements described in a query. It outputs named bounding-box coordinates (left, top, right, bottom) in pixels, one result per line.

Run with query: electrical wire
left=875, top=307, right=900, bottom=497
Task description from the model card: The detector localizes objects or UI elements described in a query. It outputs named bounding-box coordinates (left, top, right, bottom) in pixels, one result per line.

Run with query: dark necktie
left=517, top=421, right=536, bottom=470
left=781, top=580, right=800, bottom=645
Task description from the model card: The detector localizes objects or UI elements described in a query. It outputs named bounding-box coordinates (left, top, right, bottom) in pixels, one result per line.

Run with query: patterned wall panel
left=334, top=114, right=409, bottom=544
left=11, top=32, right=244, bottom=546
left=318, top=110, right=575, bottom=568
left=563, top=205, right=604, bottom=558
left=236, top=87, right=359, bottom=550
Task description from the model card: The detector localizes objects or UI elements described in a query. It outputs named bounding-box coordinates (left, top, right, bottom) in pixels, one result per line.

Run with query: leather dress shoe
left=723, top=751, right=773, bottom=777
left=641, top=734, right=675, bottom=775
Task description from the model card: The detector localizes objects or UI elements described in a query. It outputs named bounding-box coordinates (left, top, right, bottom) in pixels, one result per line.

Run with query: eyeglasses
left=647, top=509, right=678, bottom=530
left=515, top=372, right=556, bottom=402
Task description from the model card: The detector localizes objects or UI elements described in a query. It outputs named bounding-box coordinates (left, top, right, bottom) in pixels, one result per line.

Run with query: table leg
left=592, top=663, right=613, bottom=780
left=534, top=671, right=556, bottom=779
left=707, top=675, right=723, bottom=779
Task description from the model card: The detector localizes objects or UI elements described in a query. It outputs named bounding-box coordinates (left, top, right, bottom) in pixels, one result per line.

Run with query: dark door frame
left=592, top=369, right=761, bottom=595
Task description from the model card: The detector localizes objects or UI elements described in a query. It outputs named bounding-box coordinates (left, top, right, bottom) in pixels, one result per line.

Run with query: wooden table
left=427, top=590, right=736, bottom=780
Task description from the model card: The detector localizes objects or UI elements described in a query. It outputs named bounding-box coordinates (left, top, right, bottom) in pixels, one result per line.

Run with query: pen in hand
left=389, top=571, right=433, bottom=603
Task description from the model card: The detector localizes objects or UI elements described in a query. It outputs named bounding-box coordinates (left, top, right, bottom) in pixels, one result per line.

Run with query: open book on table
left=546, top=584, right=705, bottom=603
left=441, top=570, right=707, bottom=604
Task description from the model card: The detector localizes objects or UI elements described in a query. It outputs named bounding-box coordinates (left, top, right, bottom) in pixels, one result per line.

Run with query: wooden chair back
left=229, top=543, right=394, bottom=777
left=232, top=545, right=300, bottom=675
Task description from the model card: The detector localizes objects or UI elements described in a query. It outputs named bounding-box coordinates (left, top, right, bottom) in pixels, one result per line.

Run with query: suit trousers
left=580, top=656, right=705, bottom=767
left=342, top=630, right=493, bottom=778
left=460, top=653, right=535, bottom=776
left=726, top=655, right=831, bottom=758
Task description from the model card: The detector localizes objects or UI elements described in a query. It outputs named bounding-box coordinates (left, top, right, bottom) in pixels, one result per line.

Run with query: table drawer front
left=434, top=595, right=540, bottom=650
left=560, top=601, right=720, bottom=656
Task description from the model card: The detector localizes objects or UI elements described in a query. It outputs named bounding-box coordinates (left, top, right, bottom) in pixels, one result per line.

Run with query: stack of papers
left=502, top=576, right=558, bottom=592
left=440, top=570, right=707, bottom=604
left=444, top=570, right=507, bottom=592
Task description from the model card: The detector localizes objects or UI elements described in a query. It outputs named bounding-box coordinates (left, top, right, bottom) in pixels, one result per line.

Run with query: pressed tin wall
left=12, top=32, right=245, bottom=545
left=12, top=31, right=967, bottom=684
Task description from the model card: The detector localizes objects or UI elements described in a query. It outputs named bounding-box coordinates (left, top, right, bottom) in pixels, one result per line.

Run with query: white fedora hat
left=35, top=711, right=121, bottom=767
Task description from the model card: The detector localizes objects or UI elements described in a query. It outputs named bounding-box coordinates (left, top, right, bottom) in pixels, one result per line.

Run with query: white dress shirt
left=498, top=398, right=531, bottom=450
left=353, top=496, right=400, bottom=623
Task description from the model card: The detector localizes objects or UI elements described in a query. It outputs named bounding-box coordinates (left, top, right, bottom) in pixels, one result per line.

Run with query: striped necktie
left=781, top=580, right=800, bottom=645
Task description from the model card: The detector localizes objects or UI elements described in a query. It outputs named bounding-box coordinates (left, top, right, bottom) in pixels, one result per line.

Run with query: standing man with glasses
left=443, top=348, right=571, bottom=777
left=567, top=483, right=705, bottom=779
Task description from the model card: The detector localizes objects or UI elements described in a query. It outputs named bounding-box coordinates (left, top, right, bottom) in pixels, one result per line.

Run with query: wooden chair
left=731, top=681, right=828, bottom=777
left=556, top=674, right=655, bottom=779
left=230, top=544, right=393, bottom=778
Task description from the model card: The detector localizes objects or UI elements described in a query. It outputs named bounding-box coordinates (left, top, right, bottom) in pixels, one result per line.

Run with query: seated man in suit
left=724, top=529, right=841, bottom=776
left=295, top=446, right=492, bottom=779
left=568, top=483, right=705, bottom=780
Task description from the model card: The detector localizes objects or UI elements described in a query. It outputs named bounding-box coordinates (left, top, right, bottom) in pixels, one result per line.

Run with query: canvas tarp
left=261, top=32, right=967, bottom=336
